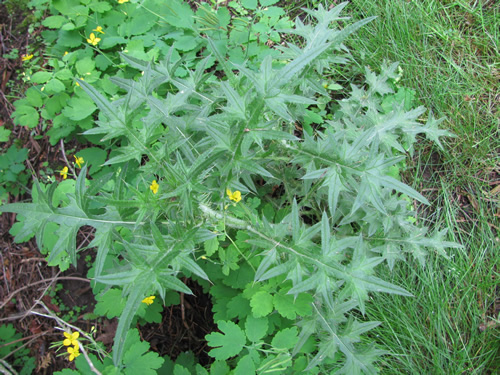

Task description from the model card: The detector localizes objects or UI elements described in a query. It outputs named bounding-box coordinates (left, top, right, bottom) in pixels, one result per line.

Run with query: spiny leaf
left=112, top=272, right=154, bottom=366
left=274, top=41, right=332, bottom=89
left=369, top=173, right=430, bottom=205
left=206, top=37, right=237, bottom=86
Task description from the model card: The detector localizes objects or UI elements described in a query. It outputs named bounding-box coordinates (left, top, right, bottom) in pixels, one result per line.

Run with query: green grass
left=366, top=191, right=499, bottom=374
left=288, top=0, right=499, bottom=373
left=347, top=0, right=499, bottom=179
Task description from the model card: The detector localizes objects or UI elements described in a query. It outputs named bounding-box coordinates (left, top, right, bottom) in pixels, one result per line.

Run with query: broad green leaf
left=76, top=57, right=96, bottom=76
left=273, top=291, right=313, bottom=320
left=57, top=30, right=82, bottom=48
left=42, top=15, right=67, bottom=28
left=234, top=355, right=256, bottom=375
left=0, top=127, right=11, bottom=142
left=89, top=1, right=112, bottom=13
left=31, top=71, right=53, bottom=83
left=163, top=0, right=195, bottom=30
left=249, top=290, right=273, bottom=317
left=54, top=69, right=73, bottom=81
left=24, top=87, right=43, bottom=107
left=94, top=288, right=126, bottom=318
left=195, top=364, right=209, bottom=375
left=219, top=245, right=240, bottom=276
left=61, top=22, right=75, bottom=31
left=245, top=315, right=268, bottom=342
left=210, top=361, right=230, bottom=375
left=173, top=365, right=191, bottom=375
left=273, top=293, right=297, bottom=319
left=12, top=104, right=39, bottom=128
left=271, top=327, right=298, bottom=350
left=206, top=321, right=246, bottom=360
left=62, top=97, right=97, bottom=121
left=204, top=237, right=219, bottom=257
left=226, top=295, right=251, bottom=320
left=122, top=329, right=164, bottom=375
left=173, top=34, right=198, bottom=52
left=260, top=0, right=279, bottom=5
left=44, top=78, right=65, bottom=94
left=242, top=0, right=257, bottom=9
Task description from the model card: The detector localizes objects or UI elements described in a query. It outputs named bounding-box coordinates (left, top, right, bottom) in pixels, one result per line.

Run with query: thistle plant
left=1, top=3, right=460, bottom=373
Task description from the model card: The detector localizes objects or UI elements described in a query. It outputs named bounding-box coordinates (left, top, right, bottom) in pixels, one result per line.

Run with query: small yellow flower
left=117, top=0, right=129, bottom=3
left=93, top=26, right=105, bottom=34
left=67, top=345, right=80, bottom=361
left=64, top=51, right=69, bottom=56
left=226, top=188, right=241, bottom=203
left=63, top=331, right=79, bottom=347
left=150, top=180, right=159, bottom=194
left=74, top=155, right=84, bottom=168
left=87, top=33, right=101, bottom=46
left=22, top=54, right=34, bottom=61
left=142, top=296, right=155, bottom=305
left=60, top=166, right=68, bottom=180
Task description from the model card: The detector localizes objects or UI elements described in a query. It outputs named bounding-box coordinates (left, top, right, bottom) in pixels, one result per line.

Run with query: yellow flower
left=74, top=155, right=84, bottom=168
left=93, top=26, right=105, bottom=34
left=22, top=54, right=34, bottom=61
left=64, top=51, right=69, bottom=56
left=226, top=188, right=241, bottom=203
left=117, top=0, right=129, bottom=3
left=150, top=180, right=159, bottom=194
left=60, top=166, right=68, bottom=180
left=87, top=33, right=101, bottom=46
left=142, top=296, right=155, bottom=305
left=67, top=345, right=80, bottom=361
left=63, top=331, right=79, bottom=347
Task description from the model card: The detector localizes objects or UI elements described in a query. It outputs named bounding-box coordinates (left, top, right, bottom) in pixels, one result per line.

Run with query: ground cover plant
left=10, top=0, right=293, bottom=145
left=0, top=0, right=497, bottom=374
